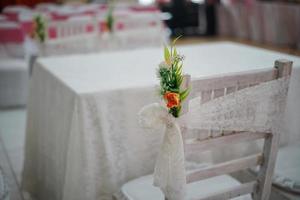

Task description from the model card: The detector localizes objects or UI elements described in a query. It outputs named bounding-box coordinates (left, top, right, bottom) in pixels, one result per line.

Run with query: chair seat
left=273, top=142, right=300, bottom=194
left=119, top=174, right=252, bottom=200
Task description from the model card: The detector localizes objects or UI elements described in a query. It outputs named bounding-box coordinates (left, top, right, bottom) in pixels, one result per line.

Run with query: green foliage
left=180, top=88, right=190, bottom=102
left=164, top=46, right=170, bottom=64
left=106, top=6, right=114, bottom=32
left=157, top=37, right=190, bottom=118
left=170, top=106, right=181, bottom=118
left=34, top=15, right=47, bottom=43
left=172, top=35, right=181, bottom=46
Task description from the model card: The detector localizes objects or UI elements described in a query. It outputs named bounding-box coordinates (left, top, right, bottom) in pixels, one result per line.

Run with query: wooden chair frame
left=40, top=16, right=99, bottom=56
left=176, top=59, right=293, bottom=200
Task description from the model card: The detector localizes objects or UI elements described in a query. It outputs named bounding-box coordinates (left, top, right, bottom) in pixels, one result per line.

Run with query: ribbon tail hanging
left=139, top=103, right=186, bottom=200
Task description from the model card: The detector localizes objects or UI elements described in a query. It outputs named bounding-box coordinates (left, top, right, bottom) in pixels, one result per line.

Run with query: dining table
left=22, top=42, right=300, bottom=200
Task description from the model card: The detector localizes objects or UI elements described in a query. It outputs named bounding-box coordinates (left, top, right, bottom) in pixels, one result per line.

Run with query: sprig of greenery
left=33, top=15, right=47, bottom=43
left=157, top=37, right=190, bottom=117
left=106, top=3, right=114, bottom=32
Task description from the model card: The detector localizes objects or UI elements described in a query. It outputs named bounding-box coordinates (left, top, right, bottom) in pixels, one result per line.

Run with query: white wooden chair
left=113, top=13, right=168, bottom=49
left=116, top=59, right=293, bottom=200
left=0, top=21, right=25, bottom=59
left=39, top=16, right=99, bottom=56
left=35, top=3, right=58, bottom=12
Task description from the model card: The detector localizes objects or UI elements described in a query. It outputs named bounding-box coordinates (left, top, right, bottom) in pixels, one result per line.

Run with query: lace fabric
left=139, top=103, right=186, bottom=200
left=138, top=77, right=290, bottom=200
left=181, top=77, right=290, bottom=135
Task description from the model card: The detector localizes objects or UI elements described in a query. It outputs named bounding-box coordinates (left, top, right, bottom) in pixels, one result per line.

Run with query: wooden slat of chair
left=176, top=60, right=293, bottom=200
left=253, top=133, right=279, bottom=200
left=42, top=17, right=99, bottom=56
left=187, top=153, right=263, bottom=184
left=255, top=60, right=291, bottom=200
left=185, top=131, right=269, bottom=153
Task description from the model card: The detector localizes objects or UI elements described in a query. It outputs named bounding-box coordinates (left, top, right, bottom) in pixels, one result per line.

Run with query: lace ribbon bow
left=137, top=77, right=290, bottom=200
left=139, top=103, right=186, bottom=200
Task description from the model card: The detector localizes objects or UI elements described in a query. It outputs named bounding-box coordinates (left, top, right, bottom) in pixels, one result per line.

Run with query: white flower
left=159, top=61, right=171, bottom=69
left=172, top=54, right=185, bottom=63
left=177, top=54, right=185, bottom=61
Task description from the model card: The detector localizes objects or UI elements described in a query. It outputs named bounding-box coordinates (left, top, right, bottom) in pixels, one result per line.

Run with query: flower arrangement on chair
left=157, top=37, right=190, bottom=118
left=31, top=15, right=47, bottom=43
left=138, top=38, right=191, bottom=200
left=105, top=6, right=114, bottom=33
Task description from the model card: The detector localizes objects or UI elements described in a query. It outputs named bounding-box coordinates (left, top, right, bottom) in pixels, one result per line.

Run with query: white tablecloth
left=22, top=42, right=300, bottom=200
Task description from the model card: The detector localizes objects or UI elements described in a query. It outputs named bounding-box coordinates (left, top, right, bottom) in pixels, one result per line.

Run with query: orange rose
left=164, top=92, right=180, bottom=108
left=29, top=22, right=37, bottom=39
left=103, top=22, right=109, bottom=32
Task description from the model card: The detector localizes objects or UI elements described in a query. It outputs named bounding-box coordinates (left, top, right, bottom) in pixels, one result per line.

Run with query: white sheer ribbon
left=139, top=103, right=186, bottom=200
left=138, top=77, right=290, bottom=200
left=181, top=77, right=290, bottom=135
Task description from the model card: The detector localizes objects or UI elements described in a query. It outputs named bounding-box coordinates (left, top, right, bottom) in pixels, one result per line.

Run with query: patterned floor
left=0, top=109, right=26, bottom=200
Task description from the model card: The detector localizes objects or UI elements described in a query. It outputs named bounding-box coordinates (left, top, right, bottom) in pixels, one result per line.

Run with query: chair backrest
left=113, top=13, right=167, bottom=49
left=181, top=59, right=292, bottom=200
left=41, top=16, right=99, bottom=56
left=59, top=16, right=97, bottom=38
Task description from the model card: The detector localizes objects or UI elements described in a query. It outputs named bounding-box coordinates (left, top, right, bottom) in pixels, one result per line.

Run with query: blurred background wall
left=1, top=0, right=299, bottom=50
